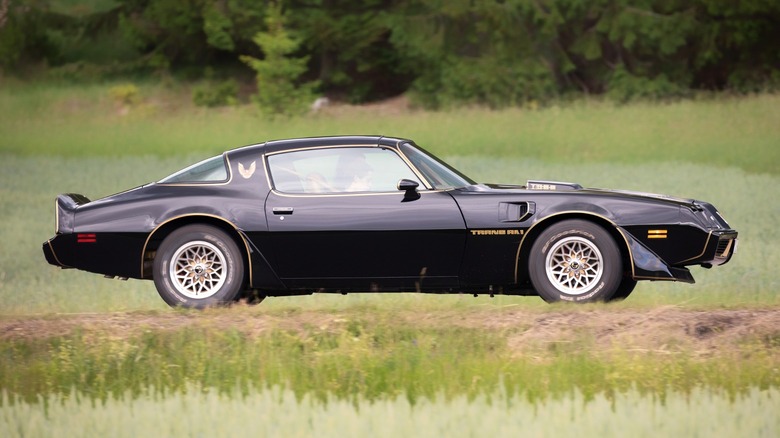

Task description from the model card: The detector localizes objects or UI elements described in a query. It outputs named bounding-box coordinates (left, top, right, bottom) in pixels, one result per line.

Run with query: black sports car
left=43, top=136, right=737, bottom=307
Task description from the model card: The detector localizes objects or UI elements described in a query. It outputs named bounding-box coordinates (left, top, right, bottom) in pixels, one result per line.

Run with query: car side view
left=43, top=136, right=738, bottom=307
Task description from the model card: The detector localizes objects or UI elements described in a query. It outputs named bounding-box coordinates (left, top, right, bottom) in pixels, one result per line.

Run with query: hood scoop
left=526, top=180, right=583, bottom=191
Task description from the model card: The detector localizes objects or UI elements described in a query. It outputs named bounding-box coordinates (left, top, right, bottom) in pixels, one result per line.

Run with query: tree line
left=2, top=0, right=778, bottom=108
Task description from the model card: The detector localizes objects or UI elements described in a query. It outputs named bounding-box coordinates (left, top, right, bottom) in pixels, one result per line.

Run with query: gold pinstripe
left=513, top=211, right=636, bottom=283
left=140, top=213, right=253, bottom=285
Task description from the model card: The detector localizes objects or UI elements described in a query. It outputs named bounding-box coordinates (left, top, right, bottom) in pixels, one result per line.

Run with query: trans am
left=43, top=136, right=738, bottom=307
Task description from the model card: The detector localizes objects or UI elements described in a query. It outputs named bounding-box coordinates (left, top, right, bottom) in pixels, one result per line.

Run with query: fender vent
left=499, top=202, right=535, bottom=222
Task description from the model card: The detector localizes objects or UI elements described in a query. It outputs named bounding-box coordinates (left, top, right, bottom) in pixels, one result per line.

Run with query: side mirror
left=397, top=179, right=420, bottom=201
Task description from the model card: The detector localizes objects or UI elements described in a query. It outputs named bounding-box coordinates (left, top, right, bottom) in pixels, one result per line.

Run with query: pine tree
left=240, top=4, right=319, bottom=118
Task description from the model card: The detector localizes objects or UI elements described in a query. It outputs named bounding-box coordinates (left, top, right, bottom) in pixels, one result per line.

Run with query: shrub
left=606, top=66, right=688, bottom=103
left=108, top=83, right=141, bottom=106
left=192, top=80, right=238, bottom=107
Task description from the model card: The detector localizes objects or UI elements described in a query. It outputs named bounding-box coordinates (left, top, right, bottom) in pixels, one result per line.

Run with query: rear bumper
left=43, top=232, right=148, bottom=278
left=42, top=237, right=70, bottom=268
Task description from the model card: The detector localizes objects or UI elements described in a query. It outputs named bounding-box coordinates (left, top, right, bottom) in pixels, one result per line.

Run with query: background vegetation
left=2, top=0, right=779, bottom=109
left=1, top=1, right=779, bottom=435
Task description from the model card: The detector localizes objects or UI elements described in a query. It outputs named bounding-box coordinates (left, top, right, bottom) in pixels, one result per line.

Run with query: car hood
left=476, top=182, right=699, bottom=208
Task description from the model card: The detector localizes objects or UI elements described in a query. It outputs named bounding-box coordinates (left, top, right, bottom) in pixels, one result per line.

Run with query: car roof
left=227, top=135, right=411, bottom=156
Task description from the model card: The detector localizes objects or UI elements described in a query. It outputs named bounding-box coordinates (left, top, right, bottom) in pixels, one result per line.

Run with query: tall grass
left=1, top=82, right=778, bottom=174
left=1, top=320, right=777, bottom=403
left=2, top=386, right=778, bottom=438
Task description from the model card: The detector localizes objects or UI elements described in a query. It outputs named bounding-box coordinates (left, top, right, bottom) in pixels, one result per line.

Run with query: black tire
left=529, top=220, right=623, bottom=303
left=153, top=225, right=245, bottom=308
left=238, top=289, right=267, bottom=305
left=608, top=276, right=638, bottom=302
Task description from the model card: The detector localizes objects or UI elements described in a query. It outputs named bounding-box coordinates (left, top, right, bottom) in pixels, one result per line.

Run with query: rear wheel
left=529, top=220, right=623, bottom=303
left=153, top=225, right=245, bottom=308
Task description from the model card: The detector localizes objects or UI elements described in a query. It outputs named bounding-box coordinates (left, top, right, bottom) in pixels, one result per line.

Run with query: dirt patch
left=494, top=307, right=780, bottom=357
left=2, top=307, right=779, bottom=357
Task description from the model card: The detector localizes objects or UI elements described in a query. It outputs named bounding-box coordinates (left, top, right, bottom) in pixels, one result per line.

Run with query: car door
left=263, top=146, right=466, bottom=291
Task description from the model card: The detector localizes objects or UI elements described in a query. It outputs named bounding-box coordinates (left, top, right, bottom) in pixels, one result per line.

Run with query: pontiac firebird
left=43, top=136, right=738, bottom=307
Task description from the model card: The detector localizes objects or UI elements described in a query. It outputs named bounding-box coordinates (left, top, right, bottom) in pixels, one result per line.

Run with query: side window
left=267, top=147, right=421, bottom=194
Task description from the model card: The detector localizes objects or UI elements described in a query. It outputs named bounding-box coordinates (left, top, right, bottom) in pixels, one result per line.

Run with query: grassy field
left=1, top=81, right=778, bottom=174
left=3, top=386, right=778, bottom=437
left=2, top=307, right=779, bottom=402
left=1, top=81, right=778, bottom=433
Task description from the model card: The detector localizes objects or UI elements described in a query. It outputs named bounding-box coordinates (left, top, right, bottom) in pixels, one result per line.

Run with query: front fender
left=618, top=228, right=695, bottom=283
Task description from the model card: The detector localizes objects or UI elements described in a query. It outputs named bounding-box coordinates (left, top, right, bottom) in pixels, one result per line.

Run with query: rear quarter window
left=159, top=156, right=229, bottom=184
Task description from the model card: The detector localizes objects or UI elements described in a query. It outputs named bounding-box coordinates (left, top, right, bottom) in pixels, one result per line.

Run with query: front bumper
left=620, top=228, right=738, bottom=283
left=709, top=231, right=738, bottom=266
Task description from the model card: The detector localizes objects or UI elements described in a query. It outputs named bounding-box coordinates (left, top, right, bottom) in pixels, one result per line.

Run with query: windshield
left=159, top=155, right=228, bottom=184
left=400, top=142, right=475, bottom=189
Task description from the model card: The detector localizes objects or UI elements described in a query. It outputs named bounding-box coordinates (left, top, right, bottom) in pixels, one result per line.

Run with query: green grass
left=0, top=82, right=778, bottom=432
left=1, top=315, right=777, bottom=403
left=2, top=386, right=779, bottom=437
left=1, top=82, right=778, bottom=174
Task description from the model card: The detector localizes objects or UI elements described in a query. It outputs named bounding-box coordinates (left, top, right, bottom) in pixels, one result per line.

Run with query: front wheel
left=529, top=220, right=623, bottom=303
left=153, top=225, right=245, bottom=308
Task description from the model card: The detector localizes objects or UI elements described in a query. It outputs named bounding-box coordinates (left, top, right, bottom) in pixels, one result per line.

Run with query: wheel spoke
left=168, top=240, right=227, bottom=299
left=545, top=236, right=604, bottom=296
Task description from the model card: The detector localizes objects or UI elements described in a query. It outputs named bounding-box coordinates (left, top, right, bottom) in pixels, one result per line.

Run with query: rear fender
left=55, top=194, right=91, bottom=233
left=141, top=214, right=285, bottom=290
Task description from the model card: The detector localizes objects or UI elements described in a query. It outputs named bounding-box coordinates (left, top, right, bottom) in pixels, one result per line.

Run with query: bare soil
left=2, top=307, right=779, bottom=357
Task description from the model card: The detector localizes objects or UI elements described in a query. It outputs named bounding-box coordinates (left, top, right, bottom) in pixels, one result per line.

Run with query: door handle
left=272, top=207, right=294, bottom=215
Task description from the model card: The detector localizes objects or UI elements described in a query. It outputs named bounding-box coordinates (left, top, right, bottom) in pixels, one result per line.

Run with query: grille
left=715, top=239, right=733, bottom=258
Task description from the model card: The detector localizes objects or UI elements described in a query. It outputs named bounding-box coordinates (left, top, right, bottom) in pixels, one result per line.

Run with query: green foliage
left=288, top=0, right=411, bottom=102
left=410, top=55, right=557, bottom=109
left=192, top=79, right=238, bottom=107
left=116, top=0, right=266, bottom=68
left=390, top=0, right=557, bottom=108
left=606, top=66, right=688, bottom=103
left=3, top=1, right=780, bottom=104
left=240, top=4, right=319, bottom=118
left=108, top=82, right=140, bottom=105
left=390, top=0, right=780, bottom=106
left=202, top=2, right=234, bottom=51
left=0, top=4, right=59, bottom=70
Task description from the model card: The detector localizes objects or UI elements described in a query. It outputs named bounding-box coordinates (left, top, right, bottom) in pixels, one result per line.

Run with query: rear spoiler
left=55, top=193, right=90, bottom=234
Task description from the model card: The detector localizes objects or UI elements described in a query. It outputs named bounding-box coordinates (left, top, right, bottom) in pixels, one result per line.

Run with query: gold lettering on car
left=470, top=229, right=523, bottom=236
